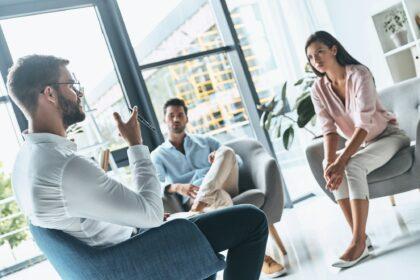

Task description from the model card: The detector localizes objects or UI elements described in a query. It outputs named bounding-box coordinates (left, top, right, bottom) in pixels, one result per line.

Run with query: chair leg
left=268, top=224, right=287, bottom=256
left=100, top=149, right=110, bottom=171
left=389, top=195, right=396, bottom=206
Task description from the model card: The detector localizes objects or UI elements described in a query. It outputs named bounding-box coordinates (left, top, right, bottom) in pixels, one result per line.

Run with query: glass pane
left=1, top=8, right=129, bottom=154
left=143, top=52, right=253, bottom=142
left=227, top=0, right=320, bottom=200
left=0, top=83, right=36, bottom=269
left=117, top=0, right=225, bottom=65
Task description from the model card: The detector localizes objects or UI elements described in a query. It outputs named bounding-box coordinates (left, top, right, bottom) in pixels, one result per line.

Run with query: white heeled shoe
left=366, top=235, right=373, bottom=249
left=332, top=245, right=369, bottom=268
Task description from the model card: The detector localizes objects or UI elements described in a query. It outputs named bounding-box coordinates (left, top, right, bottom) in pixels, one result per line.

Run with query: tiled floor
left=5, top=190, right=420, bottom=280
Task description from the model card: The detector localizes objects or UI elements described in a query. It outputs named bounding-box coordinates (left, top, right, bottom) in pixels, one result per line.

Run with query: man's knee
left=216, top=146, right=236, bottom=163
left=234, top=205, right=268, bottom=231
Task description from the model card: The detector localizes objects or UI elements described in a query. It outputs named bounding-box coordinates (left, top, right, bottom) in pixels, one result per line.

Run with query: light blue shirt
left=151, top=134, right=241, bottom=203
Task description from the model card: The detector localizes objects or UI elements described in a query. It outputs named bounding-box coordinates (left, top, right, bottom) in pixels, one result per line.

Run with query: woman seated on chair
left=305, top=31, right=410, bottom=268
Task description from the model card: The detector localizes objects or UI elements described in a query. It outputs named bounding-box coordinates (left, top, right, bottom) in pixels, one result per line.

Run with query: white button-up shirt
left=12, top=133, right=164, bottom=247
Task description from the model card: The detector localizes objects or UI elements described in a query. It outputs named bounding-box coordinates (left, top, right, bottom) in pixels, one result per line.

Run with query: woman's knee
left=344, top=157, right=366, bottom=176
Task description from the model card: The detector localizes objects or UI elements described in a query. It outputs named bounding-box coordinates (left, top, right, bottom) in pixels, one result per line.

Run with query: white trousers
left=196, top=146, right=239, bottom=209
left=323, top=125, right=410, bottom=200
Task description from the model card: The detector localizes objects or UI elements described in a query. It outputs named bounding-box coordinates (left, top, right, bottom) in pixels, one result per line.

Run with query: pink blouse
left=311, top=65, right=396, bottom=143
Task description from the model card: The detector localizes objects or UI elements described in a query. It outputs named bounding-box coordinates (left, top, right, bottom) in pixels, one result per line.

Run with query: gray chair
left=30, top=219, right=225, bottom=280
left=163, top=138, right=287, bottom=255
left=306, top=77, right=420, bottom=204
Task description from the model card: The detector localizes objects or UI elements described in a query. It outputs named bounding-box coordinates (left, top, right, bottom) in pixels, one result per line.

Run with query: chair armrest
left=305, top=137, right=326, bottom=189
left=249, top=152, right=284, bottom=225
left=416, top=119, right=420, bottom=160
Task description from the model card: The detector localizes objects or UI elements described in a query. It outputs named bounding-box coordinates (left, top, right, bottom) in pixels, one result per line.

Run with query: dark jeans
left=189, top=204, right=268, bottom=280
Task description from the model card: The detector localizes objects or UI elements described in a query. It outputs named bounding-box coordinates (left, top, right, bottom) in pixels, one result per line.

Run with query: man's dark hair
left=163, top=98, right=188, bottom=115
left=7, top=54, right=69, bottom=115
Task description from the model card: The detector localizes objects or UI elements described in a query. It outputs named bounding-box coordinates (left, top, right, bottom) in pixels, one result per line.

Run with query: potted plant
left=257, top=64, right=319, bottom=150
left=383, top=7, right=408, bottom=47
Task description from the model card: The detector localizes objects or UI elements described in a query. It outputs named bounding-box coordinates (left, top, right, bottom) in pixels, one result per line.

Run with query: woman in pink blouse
left=306, top=31, right=410, bottom=268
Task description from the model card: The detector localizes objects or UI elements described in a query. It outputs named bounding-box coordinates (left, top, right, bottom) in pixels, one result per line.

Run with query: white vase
left=390, top=29, right=408, bottom=47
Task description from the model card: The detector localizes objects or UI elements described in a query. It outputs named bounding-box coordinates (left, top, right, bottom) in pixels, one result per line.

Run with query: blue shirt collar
left=162, top=133, right=191, bottom=149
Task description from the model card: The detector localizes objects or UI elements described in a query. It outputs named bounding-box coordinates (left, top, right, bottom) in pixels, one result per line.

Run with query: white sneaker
left=332, top=245, right=369, bottom=268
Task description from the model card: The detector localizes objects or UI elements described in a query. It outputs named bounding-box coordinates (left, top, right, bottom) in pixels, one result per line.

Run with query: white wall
left=322, top=0, right=400, bottom=90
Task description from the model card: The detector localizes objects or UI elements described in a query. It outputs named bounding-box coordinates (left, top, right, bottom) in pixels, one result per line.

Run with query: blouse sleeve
left=310, top=83, right=337, bottom=135
left=352, top=69, right=376, bottom=133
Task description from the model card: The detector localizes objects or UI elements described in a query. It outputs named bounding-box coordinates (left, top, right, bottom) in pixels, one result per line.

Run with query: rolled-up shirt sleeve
left=62, top=145, right=164, bottom=229
left=311, top=85, right=337, bottom=135
left=353, top=71, right=376, bottom=134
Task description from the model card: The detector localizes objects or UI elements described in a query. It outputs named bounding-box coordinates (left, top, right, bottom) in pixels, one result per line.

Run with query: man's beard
left=170, top=123, right=186, bottom=134
left=57, top=93, right=86, bottom=128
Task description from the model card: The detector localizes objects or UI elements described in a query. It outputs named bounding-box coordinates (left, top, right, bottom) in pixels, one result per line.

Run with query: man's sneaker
left=262, top=255, right=287, bottom=278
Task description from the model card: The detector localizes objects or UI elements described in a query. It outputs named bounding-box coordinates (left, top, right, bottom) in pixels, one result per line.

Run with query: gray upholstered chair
left=306, top=77, right=420, bottom=204
left=30, top=219, right=225, bottom=280
left=163, top=138, right=287, bottom=255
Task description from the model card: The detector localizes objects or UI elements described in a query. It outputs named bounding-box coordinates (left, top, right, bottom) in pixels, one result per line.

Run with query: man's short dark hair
left=7, top=54, right=69, bottom=115
left=163, top=98, right=188, bottom=115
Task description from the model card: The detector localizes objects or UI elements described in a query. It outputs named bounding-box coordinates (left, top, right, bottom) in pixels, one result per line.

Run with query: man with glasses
left=8, top=54, right=269, bottom=279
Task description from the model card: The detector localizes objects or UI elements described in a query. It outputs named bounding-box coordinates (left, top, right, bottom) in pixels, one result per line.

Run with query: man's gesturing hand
left=113, top=106, right=142, bottom=146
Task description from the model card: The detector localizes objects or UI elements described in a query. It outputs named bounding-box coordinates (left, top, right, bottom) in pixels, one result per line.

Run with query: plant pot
left=390, top=29, right=408, bottom=47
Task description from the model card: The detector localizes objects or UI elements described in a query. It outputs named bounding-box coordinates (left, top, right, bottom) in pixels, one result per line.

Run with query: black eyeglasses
left=52, top=82, right=83, bottom=94
left=41, top=73, right=84, bottom=94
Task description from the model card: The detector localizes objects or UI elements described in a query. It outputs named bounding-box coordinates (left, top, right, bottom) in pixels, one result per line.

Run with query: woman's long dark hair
left=305, top=31, right=364, bottom=77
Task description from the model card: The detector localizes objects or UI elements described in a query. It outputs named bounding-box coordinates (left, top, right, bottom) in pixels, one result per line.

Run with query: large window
left=0, top=6, right=133, bottom=272
left=118, top=0, right=225, bottom=65
left=1, top=7, right=129, bottom=153
left=227, top=0, right=332, bottom=200
left=144, top=53, right=252, bottom=141
left=117, top=0, right=256, bottom=143
left=0, top=80, right=40, bottom=271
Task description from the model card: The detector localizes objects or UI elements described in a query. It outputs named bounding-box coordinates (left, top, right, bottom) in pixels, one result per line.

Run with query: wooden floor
left=5, top=190, right=420, bottom=280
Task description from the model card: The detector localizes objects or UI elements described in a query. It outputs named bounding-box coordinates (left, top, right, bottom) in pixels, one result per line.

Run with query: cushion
left=367, top=145, right=414, bottom=184
left=232, top=189, right=265, bottom=208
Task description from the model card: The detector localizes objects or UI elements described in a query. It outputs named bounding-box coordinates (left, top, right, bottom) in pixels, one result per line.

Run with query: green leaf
left=260, top=111, right=268, bottom=128
left=283, top=125, right=294, bottom=150
left=293, top=91, right=311, bottom=110
left=273, top=103, right=286, bottom=116
left=266, top=96, right=277, bottom=111
left=275, top=120, right=282, bottom=138
left=281, top=82, right=287, bottom=101
left=264, top=112, right=273, bottom=130
left=310, top=115, right=317, bottom=126
left=297, top=96, right=315, bottom=127
left=294, top=78, right=304, bottom=86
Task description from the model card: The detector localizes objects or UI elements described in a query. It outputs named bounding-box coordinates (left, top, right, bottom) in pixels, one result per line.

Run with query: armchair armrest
left=250, top=151, right=284, bottom=225
left=305, top=137, right=326, bottom=189
left=416, top=119, right=420, bottom=160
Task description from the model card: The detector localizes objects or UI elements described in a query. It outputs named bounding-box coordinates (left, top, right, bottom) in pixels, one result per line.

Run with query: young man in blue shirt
left=151, top=98, right=286, bottom=277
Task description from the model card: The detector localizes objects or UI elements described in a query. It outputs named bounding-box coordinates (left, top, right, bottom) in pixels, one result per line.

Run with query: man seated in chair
left=151, top=98, right=240, bottom=213
left=151, top=98, right=286, bottom=278
left=8, top=55, right=269, bottom=280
